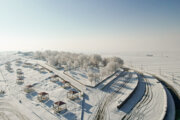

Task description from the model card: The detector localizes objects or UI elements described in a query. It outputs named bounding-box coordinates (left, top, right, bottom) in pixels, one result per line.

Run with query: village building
left=17, top=74, right=24, bottom=80
left=16, top=69, right=23, bottom=74
left=5, top=65, right=11, bottom=70
left=16, top=78, right=24, bottom=84
left=24, top=85, right=34, bottom=93
left=53, top=101, right=67, bottom=113
left=37, top=92, right=49, bottom=102
left=67, top=90, right=79, bottom=100
left=16, top=59, right=22, bottom=64
left=39, top=67, right=46, bottom=73
left=62, top=80, right=70, bottom=88
left=50, top=75, right=59, bottom=82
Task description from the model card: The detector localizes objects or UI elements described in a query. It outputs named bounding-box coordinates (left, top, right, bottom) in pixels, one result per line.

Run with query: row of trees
left=34, top=50, right=124, bottom=84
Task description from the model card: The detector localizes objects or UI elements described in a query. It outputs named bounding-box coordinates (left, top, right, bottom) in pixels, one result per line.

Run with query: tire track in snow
left=0, top=112, right=10, bottom=120
left=122, top=76, right=154, bottom=120
left=93, top=72, right=132, bottom=120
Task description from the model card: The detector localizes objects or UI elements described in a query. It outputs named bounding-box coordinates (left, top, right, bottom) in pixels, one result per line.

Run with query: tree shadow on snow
left=45, top=100, right=54, bottom=108
left=70, top=71, right=77, bottom=75
left=82, top=94, right=92, bottom=114
left=55, top=81, right=63, bottom=86
left=63, top=111, right=77, bottom=120
left=143, top=75, right=154, bottom=79
left=26, top=91, right=38, bottom=100
left=72, top=75, right=80, bottom=80
left=79, top=73, right=88, bottom=79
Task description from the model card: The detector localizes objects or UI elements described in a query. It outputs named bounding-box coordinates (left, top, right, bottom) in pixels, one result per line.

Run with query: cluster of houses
left=16, top=68, right=24, bottom=84
left=50, top=75, right=71, bottom=88
left=23, top=74, right=81, bottom=113
left=32, top=64, right=47, bottom=73
left=11, top=60, right=82, bottom=114
left=21, top=61, right=47, bottom=74
left=15, top=59, right=22, bottom=66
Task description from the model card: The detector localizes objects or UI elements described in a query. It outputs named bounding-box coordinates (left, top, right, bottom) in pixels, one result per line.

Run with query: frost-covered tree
left=47, top=56, right=58, bottom=66
left=83, top=62, right=89, bottom=71
left=74, top=61, right=80, bottom=69
left=90, top=54, right=102, bottom=68
left=34, top=51, right=44, bottom=60
left=33, top=50, right=124, bottom=73
left=88, top=71, right=94, bottom=85
left=102, top=58, right=109, bottom=66
left=67, top=60, right=73, bottom=70
left=105, top=61, right=120, bottom=74
left=111, top=57, right=124, bottom=66
left=94, top=73, right=100, bottom=84
left=100, top=68, right=108, bottom=79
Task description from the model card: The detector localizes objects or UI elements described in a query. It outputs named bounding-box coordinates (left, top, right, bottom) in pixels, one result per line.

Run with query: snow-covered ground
left=65, top=68, right=116, bottom=87
left=0, top=52, right=175, bottom=120
left=66, top=69, right=92, bottom=86
left=103, top=51, right=180, bottom=79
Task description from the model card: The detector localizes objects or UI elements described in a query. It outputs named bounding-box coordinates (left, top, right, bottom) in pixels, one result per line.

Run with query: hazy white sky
left=0, top=0, right=180, bottom=53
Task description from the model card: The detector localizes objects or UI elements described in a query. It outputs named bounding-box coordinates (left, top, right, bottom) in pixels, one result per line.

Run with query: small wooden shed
left=16, top=78, right=24, bottom=84
left=17, top=74, right=24, bottom=79
left=16, top=60, right=22, bottom=64
left=62, top=80, right=70, bottom=88
left=37, top=92, right=49, bottom=102
left=39, top=67, right=46, bottom=73
left=24, top=85, right=34, bottom=93
left=67, top=90, right=79, bottom=100
left=50, top=75, right=59, bottom=82
left=16, top=69, right=23, bottom=74
left=53, top=101, right=67, bottom=113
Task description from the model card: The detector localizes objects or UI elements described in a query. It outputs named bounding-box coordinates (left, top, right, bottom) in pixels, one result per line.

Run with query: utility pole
left=130, top=61, right=133, bottom=67
left=172, top=73, right=174, bottom=83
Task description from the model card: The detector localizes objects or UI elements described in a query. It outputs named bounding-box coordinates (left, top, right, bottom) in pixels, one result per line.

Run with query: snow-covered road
left=91, top=71, right=138, bottom=120
left=123, top=74, right=167, bottom=120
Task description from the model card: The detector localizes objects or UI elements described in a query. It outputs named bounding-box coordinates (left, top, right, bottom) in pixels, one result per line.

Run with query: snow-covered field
left=103, top=51, right=180, bottom=78
left=119, top=51, right=180, bottom=79
left=65, top=68, right=116, bottom=87
left=65, top=68, right=98, bottom=86
left=0, top=52, right=175, bottom=120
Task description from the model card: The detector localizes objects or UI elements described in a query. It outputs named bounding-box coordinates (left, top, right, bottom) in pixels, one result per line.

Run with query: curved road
left=123, top=74, right=167, bottom=120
